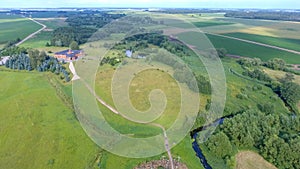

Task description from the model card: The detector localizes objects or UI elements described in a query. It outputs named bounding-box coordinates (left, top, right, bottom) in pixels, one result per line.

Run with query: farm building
left=54, top=49, right=83, bottom=62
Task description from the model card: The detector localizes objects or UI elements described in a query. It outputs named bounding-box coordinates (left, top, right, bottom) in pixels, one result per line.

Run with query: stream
left=190, top=115, right=234, bottom=169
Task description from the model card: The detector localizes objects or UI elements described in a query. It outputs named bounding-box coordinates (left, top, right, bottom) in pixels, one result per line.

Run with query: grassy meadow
left=0, top=71, right=100, bottom=169
left=94, top=61, right=203, bottom=168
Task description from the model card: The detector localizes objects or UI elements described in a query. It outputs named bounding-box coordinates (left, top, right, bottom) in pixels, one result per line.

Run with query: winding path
left=15, top=18, right=46, bottom=46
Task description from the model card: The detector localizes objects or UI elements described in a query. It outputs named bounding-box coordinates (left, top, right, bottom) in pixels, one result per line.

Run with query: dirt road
left=15, top=18, right=46, bottom=46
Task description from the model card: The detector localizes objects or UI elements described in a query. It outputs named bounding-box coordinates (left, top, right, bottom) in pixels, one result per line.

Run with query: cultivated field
left=222, top=32, right=300, bottom=51
left=0, top=15, right=42, bottom=45
left=19, top=18, right=68, bottom=53
left=206, top=34, right=300, bottom=64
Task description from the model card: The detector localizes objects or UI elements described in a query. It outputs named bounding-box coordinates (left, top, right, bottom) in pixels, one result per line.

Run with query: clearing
left=235, top=151, right=277, bottom=169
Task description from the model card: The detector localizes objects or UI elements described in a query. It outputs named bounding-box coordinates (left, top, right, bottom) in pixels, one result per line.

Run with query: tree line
left=225, top=11, right=300, bottom=22
left=4, top=49, right=70, bottom=82
left=50, top=13, right=126, bottom=47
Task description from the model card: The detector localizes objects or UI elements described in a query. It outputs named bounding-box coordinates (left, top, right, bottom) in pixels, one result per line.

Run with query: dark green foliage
left=219, top=108, right=300, bottom=169
left=69, top=41, right=79, bottom=50
left=0, top=46, right=27, bottom=56
left=50, top=26, right=97, bottom=47
left=280, top=81, right=300, bottom=108
left=5, top=51, right=70, bottom=82
left=216, top=48, right=227, bottom=58
left=100, top=57, right=121, bottom=66
left=205, top=132, right=233, bottom=158
left=257, top=102, right=275, bottom=114
left=65, top=13, right=125, bottom=28
left=5, top=53, right=31, bottom=71
left=194, top=73, right=211, bottom=94
left=265, top=58, right=286, bottom=70
left=50, top=13, right=126, bottom=47
left=237, top=57, right=262, bottom=67
left=242, top=68, right=272, bottom=82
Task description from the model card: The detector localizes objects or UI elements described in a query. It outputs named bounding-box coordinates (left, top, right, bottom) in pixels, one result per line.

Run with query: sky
left=1, top=0, right=300, bottom=9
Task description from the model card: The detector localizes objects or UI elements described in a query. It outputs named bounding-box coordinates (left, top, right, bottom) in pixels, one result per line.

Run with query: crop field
left=206, top=33, right=300, bottom=64
left=0, top=71, right=99, bottom=169
left=222, top=32, right=300, bottom=51
left=235, top=151, right=277, bottom=169
left=187, top=15, right=300, bottom=52
left=20, top=18, right=68, bottom=53
left=193, top=21, right=234, bottom=28
left=0, top=16, right=42, bottom=45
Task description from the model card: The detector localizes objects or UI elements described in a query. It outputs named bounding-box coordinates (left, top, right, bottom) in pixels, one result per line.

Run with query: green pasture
left=0, top=71, right=99, bottom=169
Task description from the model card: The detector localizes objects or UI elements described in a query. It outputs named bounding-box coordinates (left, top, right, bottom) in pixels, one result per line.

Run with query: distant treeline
left=225, top=11, right=300, bottom=22
left=50, top=12, right=125, bottom=47
left=150, top=8, right=227, bottom=14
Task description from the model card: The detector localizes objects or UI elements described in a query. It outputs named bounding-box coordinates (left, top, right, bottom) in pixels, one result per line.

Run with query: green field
left=0, top=16, right=42, bottom=45
left=0, top=71, right=99, bottom=169
left=20, top=18, right=68, bottom=53
left=193, top=21, right=234, bottom=28
left=223, top=32, right=300, bottom=52
left=94, top=62, right=203, bottom=168
left=206, top=33, right=300, bottom=64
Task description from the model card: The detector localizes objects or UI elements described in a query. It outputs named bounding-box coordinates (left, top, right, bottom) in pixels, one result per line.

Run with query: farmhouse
left=54, top=49, right=83, bottom=62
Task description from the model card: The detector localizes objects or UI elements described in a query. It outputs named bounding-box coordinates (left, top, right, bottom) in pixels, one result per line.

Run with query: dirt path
left=15, top=18, right=46, bottom=46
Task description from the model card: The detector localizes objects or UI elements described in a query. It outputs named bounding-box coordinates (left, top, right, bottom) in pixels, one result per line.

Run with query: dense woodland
left=225, top=11, right=300, bottom=22
left=50, top=13, right=125, bottom=47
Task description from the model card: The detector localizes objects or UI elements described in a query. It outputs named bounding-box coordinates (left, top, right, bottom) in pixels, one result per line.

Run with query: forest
left=50, top=12, right=125, bottom=47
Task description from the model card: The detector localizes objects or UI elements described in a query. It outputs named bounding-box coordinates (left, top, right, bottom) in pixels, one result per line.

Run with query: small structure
left=125, top=50, right=133, bottom=58
left=54, top=49, right=83, bottom=62
left=0, top=56, right=10, bottom=66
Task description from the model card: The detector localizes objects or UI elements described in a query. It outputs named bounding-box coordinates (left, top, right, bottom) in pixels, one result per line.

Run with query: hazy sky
left=1, top=0, right=300, bottom=9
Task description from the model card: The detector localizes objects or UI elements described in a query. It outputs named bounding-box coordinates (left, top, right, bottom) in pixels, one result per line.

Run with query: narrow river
left=190, top=115, right=235, bottom=169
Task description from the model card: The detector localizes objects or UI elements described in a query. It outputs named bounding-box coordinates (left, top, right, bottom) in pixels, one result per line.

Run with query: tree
left=280, top=81, right=300, bottom=105
left=216, top=48, right=227, bottom=58
left=206, top=132, right=233, bottom=158
left=69, top=41, right=79, bottom=50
